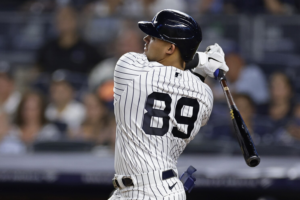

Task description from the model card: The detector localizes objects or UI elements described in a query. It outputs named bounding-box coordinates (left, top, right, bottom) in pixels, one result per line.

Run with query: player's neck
left=159, top=56, right=185, bottom=71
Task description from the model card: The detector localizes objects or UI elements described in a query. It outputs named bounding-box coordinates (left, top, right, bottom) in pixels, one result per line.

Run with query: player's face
left=143, top=35, right=170, bottom=62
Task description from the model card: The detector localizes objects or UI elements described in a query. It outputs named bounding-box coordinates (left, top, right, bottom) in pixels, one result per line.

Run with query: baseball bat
left=216, top=69, right=260, bottom=167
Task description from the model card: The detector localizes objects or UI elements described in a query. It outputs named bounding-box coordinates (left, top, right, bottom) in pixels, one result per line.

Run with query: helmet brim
left=138, top=21, right=176, bottom=45
left=138, top=21, right=163, bottom=39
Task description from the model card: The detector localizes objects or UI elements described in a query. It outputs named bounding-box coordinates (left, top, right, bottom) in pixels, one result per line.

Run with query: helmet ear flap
left=185, top=53, right=199, bottom=70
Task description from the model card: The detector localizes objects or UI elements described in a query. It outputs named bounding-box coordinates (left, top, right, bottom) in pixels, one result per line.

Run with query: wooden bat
left=217, top=70, right=260, bottom=167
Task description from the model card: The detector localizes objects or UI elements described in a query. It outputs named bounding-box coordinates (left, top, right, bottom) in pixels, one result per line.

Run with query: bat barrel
left=231, top=105, right=260, bottom=167
left=247, top=156, right=260, bottom=167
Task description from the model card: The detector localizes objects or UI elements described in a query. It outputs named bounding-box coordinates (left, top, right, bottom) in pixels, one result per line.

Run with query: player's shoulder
left=118, top=52, right=148, bottom=65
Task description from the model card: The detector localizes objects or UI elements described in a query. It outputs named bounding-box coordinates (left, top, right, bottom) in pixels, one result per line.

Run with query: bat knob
left=216, top=69, right=226, bottom=80
left=246, top=156, right=260, bottom=167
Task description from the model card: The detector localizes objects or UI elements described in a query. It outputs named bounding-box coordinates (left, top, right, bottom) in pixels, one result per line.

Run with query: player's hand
left=192, top=43, right=229, bottom=79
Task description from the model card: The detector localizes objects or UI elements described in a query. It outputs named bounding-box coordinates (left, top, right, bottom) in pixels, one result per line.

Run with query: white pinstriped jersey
left=113, top=52, right=213, bottom=176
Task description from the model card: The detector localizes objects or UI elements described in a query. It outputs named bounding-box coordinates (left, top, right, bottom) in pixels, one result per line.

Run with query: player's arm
left=201, top=83, right=214, bottom=126
left=187, top=43, right=229, bottom=81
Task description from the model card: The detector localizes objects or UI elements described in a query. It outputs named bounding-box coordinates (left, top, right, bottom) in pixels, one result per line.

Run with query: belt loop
left=117, top=176, right=126, bottom=188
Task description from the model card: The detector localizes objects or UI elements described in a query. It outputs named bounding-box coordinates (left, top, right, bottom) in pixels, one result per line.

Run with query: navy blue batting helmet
left=138, top=9, right=202, bottom=63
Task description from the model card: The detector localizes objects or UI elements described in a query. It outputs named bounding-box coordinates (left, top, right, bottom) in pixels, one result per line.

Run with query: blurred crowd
left=0, top=0, right=300, bottom=154
left=1, top=0, right=300, bottom=15
left=203, top=53, right=300, bottom=147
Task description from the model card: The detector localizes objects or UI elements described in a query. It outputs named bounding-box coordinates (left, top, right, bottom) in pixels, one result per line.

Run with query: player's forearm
left=186, top=53, right=206, bottom=82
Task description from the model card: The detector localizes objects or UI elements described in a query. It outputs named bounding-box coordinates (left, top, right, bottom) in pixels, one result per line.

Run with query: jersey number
left=142, top=92, right=199, bottom=139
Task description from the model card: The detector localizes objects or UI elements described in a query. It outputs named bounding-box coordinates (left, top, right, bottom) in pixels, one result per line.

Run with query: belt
left=162, top=169, right=177, bottom=180
left=113, top=169, right=177, bottom=189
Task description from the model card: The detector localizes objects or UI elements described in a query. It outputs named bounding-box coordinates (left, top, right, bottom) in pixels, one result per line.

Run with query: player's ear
left=166, top=44, right=176, bottom=55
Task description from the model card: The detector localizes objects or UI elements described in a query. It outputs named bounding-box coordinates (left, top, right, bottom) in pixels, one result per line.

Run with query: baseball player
left=109, top=9, right=229, bottom=200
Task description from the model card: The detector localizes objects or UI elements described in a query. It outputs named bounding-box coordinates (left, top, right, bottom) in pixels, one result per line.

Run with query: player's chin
left=144, top=52, right=152, bottom=61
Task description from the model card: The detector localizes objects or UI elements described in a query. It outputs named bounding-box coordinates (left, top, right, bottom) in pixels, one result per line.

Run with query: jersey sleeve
left=201, top=83, right=214, bottom=127
left=114, top=52, right=150, bottom=98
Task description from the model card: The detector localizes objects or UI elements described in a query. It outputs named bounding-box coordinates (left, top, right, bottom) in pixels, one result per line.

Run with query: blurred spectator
left=14, top=91, right=60, bottom=146
left=71, top=93, right=115, bottom=147
left=213, top=53, right=269, bottom=105
left=0, top=62, right=21, bottom=119
left=198, top=0, right=224, bottom=14
left=89, top=26, right=143, bottom=105
left=207, top=93, right=273, bottom=144
left=0, top=0, right=25, bottom=11
left=0, top=110, right=25, bottom=154
left=224, top=0, right=265, bottom=14
left=258, top=72, right=294, bottom=135
left=268, top=72, right=293, bottom=120
left=82, top=0, right=124, bottom=17
left=278, top=103, right=300, bottom=144
left=224, top=0, right=297, bottom=15
left=142, top=0, right=187, bottom=17
left=97, top=0, right=124, bottom=15
left=234, top=93, right=273, bottom=144
left=105, top=112, right=116, bottom=150
left=19, top=0, right=57, bottom=13
left=36, top=5, right=102, bottom=74
left=85, top=0, right=187, bottom=17
left=46, top=70, right=85, bottom=132
left=264, top=0, right=297, bottom=15
left=235, top=94, right=255, bottom=135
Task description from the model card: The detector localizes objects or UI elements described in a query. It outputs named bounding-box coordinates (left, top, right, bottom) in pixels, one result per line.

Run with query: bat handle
left=215, top=69, right=226, bottom=80
left=215, top=70, right=235, bottom=108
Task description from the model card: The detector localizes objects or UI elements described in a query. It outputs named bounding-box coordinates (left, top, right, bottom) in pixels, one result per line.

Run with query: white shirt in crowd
left=45, top=100, right=86, bottom=131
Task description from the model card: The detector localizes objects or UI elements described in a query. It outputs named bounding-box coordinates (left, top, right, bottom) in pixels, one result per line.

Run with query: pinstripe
left=148, top=70, right=157, bottom=171
left=155, top=68, right=163, bottom=170
left=117, top=64, right=149, bottom=72
left=145, top=70, right=158, bottom=200
left=171, top=71, right=181, bottom=162
left=167, top=67, right=176, bottom=169
left=116, top=94, right=125, bottom=174
left=115, top=70, right=139, bottom=76
left=135, top=75, right=147, bottom=174
left=118, top=129, right=130, bottom=175
left=129, top=80, right=139, bottom=198
left=114, top=75, right=133, bottom=80
left=159, top=68, right=170, bottom=194
left=123, top=85, right=137, bottom=174
left=165, top=67, right=172, bottom=170
left=115, top=87, right=124, bottom=91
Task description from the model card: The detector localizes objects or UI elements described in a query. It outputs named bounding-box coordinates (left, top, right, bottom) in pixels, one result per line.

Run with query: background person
left=258, top=72, right=294, bottom=134
left=70, top=93, right=115, bottom=147
left=0, top=62, right=22, bottom=119
left=212, top=53, right=269, bottom=105
left=13, top=91, right=60, bottom=147
left=36, top=5, right=102, bottom=75
left=0, top=110, right=25, bottom=154
left=45, top=70, right=86, bottom=132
